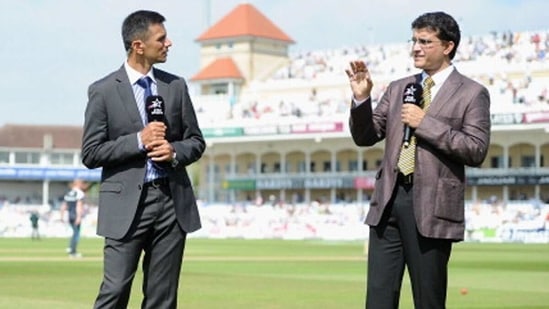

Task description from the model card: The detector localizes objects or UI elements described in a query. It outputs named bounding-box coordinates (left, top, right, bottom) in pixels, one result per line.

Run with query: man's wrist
left=352, top=96, right=370, bottom=107
left=170, top=147, right=178, bottom=168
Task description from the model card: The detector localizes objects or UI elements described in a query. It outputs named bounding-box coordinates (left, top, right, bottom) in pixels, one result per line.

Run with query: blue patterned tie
left=137, top=76, right=152, bottom=98
left=136, top=77, right=152, bottom=125
left=136, top=76, right=165, bottom=179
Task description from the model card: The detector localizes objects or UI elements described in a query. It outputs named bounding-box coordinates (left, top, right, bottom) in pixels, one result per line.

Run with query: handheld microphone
left=402, top=83, right=423, bottom=147
left=145, top=95, right=165, bottom=123
left=145, top=95, right=169, bottom=168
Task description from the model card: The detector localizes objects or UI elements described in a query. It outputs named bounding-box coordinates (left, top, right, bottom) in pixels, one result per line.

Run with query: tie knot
left=423, top=76, right=434, bottom=89
left=137, top=76, right=152, bottom=89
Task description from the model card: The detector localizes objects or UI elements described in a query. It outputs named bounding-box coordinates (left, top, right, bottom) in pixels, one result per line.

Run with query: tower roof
left=190, top=57, right=244, bottom=81
left=196, top=3, right=294, bottom=43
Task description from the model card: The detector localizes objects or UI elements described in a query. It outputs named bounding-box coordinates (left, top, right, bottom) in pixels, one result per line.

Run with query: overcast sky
left=1, top=0, right=547, bottom=127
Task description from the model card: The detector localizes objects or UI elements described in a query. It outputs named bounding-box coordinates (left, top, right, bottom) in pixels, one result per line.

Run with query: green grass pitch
left=0, top=238, right=547, bottom=308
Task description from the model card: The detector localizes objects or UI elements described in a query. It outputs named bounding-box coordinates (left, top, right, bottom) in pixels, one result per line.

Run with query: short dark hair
left=411, top=12, right=460, bottom=60
left=121, top=10, right=166, bottom=52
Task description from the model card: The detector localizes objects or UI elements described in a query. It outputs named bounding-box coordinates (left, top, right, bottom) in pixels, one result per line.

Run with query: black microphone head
left=145, top=95, right=165, bottom=122
left=403, top=83, right=423, bottom=106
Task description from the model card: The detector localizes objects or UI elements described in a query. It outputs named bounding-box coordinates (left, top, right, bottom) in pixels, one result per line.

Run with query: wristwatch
left=170, top=151, right=179, bottom=168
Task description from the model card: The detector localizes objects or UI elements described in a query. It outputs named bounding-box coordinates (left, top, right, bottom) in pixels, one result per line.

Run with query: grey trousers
left=94, top=184, right=187, bottom=309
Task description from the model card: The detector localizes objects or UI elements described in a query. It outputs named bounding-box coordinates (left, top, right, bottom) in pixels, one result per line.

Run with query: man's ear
left=443, top=41, right=455, bottom=57
left=131, top=40, right=144, bottom=55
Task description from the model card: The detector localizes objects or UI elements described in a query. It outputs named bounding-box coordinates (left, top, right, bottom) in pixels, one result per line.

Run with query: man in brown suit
left=347, top=12, right=491, bottom=308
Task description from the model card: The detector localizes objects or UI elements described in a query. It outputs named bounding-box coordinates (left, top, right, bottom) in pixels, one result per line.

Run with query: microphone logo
left=149, top=98, right=163, bottom=114
left=146, top=95, right=165, bottom=122
left=403, top=84, right=422, bottom=105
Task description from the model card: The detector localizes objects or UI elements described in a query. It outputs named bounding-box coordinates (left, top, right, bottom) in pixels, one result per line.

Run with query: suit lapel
left=426, top=69, right=462, bottom=117
left=154, top=69, right=169, bottom=105
left=154, top=69, right=172, bottom=128
left=114, top=67, right=144, bottom=129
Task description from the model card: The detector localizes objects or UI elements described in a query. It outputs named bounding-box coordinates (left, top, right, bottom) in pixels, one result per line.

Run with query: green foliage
left=0, top=238, right=548, bottom=308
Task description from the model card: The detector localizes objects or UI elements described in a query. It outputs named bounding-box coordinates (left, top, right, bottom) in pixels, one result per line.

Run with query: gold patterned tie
left=397, top=77, right=435, bottom=175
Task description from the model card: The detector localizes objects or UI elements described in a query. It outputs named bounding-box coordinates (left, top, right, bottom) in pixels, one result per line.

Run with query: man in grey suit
left=81, top=10, right=205, bottom=309
left=346, top=12, right=491, bottom=308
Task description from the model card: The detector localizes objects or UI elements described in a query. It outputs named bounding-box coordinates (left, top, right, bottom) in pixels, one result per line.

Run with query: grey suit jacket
left=350, top=69, right=491, bottom=240
left=81, top=66, right=205, bottom=240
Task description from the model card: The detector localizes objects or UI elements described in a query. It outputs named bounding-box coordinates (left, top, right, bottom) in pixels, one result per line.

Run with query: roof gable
left=196, top=3, right=294, bottom=43
left=191, top=57, right=244, bottom=81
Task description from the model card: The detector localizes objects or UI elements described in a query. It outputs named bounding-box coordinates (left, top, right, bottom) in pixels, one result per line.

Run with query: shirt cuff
left=352, top=96, right=370, bottom=107
left=137, top=132, right=146, bottom=152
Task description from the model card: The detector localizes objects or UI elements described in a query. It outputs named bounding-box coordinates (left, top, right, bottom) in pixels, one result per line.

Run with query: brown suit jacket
left=349, top=69, right=491, bottom=240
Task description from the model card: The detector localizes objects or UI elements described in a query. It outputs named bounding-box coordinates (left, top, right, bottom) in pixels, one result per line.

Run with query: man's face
left=410, top=28, right=454, bottom=75
left=140, top=23, right=172, bottom=64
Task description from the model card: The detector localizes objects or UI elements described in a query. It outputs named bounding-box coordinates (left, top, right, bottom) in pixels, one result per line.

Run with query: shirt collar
left=422, top=64, right=454, bottom=86
left=124, top=61, right=156, bottom=85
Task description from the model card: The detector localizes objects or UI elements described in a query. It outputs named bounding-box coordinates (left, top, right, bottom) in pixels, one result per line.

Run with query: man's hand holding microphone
left=140, top=96, right=175, bottom=163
